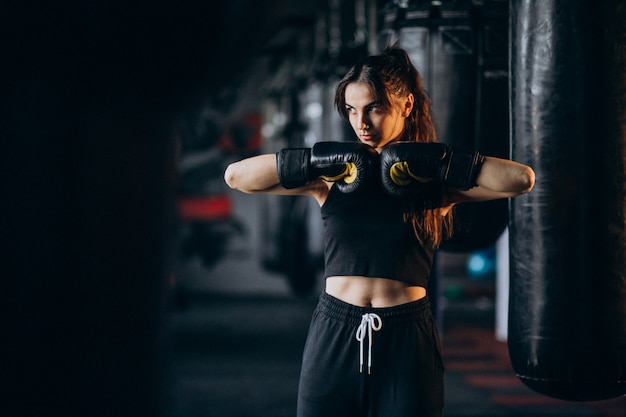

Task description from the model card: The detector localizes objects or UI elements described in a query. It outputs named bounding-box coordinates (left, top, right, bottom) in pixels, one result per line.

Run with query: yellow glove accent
left=319, top=162, right=357, bottom=183
left=343, top=162, right=357, bottom=184
left=389, top=162, right=433, bottom=185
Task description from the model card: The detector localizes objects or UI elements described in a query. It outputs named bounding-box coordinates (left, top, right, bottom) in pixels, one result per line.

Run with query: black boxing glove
left=276, top=141, right=379, bottom=193
left=381, top=141, right=485, bottom=198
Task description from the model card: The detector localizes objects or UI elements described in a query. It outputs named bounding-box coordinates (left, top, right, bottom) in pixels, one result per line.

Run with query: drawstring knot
left=355, top=313, right=382, bottom=374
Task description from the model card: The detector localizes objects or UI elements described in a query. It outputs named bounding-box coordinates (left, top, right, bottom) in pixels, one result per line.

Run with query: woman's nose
left=357, top=116, right=369, bottom=130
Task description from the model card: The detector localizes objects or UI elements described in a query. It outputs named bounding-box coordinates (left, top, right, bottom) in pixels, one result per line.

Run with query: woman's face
left=344, top=82, right=414, bottom=152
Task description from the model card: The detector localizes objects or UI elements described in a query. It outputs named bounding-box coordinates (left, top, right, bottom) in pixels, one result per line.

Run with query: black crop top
left=321, top=183, right=435, bottom=287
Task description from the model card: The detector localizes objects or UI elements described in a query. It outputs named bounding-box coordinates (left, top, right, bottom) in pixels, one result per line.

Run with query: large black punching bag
left=509, top=0, right=626, bottom=401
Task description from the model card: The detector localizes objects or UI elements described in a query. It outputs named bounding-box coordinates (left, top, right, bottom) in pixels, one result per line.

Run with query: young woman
left=224, top=47, right=535, bottom=417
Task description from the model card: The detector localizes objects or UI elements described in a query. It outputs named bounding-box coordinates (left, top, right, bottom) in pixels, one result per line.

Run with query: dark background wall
left=1, top=1, right=316, bottom=416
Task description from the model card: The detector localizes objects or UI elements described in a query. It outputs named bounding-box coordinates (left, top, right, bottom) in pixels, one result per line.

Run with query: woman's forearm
left=476, top=156, right=535, bottom=196
left=446, top=156, right=535, bottom=204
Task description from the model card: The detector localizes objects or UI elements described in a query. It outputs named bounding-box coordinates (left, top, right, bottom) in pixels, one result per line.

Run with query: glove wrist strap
left=276, top=148, right=311, bottom=189
left=441, top=147, right=485, bottom=190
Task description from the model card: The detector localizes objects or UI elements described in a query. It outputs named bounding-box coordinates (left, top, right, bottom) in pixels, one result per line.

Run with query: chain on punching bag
left=509, top=0, right=626, bottom=401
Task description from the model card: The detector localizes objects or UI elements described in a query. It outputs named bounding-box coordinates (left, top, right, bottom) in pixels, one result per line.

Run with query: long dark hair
left=334, top=46, right=453, bottom=247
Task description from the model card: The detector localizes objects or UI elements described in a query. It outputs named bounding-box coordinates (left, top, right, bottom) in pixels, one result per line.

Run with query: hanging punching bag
left=435, top=0, right=510, bottom=251
left=509, top=0, right=626, bottom=401
left=380, top=1, right=510, bottom=251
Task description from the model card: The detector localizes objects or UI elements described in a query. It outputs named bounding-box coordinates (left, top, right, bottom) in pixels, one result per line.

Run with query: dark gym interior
left=3, top=1, right=626, bottom=416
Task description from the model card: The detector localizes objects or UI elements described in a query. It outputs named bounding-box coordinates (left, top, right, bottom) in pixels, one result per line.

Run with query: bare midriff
left=325, top=276, right=427, bottom=308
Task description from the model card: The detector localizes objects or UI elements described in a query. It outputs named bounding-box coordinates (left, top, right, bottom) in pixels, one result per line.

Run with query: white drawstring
left=355, top=313, right=382, bottom=374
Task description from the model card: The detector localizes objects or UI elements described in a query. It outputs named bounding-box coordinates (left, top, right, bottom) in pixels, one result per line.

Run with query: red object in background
left=177, top=194, right=232, bottom=221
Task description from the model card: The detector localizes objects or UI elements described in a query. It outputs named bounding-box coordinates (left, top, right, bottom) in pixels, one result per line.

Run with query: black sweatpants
left=297, top=292, right=444, bottom=417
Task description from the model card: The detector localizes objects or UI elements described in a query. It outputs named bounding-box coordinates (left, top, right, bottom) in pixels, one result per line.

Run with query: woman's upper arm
left=447, top=156, right=535, bottom=204
left=224, top=154, right=280, bottom=193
